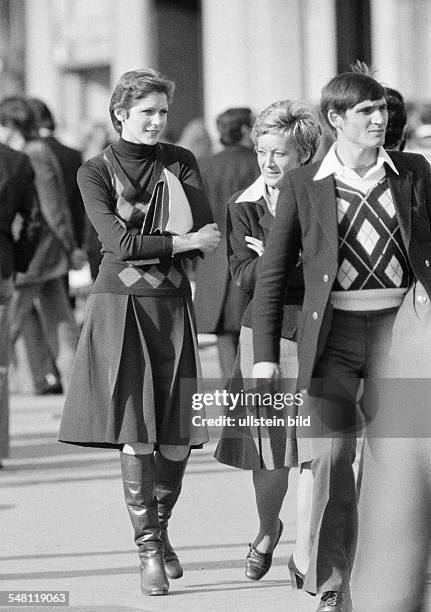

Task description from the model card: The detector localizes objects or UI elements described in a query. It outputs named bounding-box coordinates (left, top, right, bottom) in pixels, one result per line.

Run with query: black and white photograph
left=1, top=1, right=431, bottom=611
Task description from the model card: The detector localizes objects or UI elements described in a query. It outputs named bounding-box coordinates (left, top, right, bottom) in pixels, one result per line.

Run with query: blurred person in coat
left=25, top=98, right=86, bottom=392
left=176, top=117, right=213, bottom=161
left=193, top=108, right=260, bottom=379
left=0, top=141, right=40, bottom=463
left=28, top=98, right=86, bottom=249
left=0, top=96, right=83, bottom=395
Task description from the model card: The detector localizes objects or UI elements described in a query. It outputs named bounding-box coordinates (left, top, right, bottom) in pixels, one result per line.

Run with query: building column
left=201, top=0, right=337, bottom=143
left=371, top=0, right=431, bottom=99
left=111, top=0, right=157, bottom=86
left=302, top=0, right=337, bottom=103
left=25, top=0, right=58, bottom=108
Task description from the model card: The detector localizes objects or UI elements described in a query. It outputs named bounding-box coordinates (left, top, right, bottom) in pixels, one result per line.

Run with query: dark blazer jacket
left=43, top=136, right=85, bottom=247
left=227, top=184, right=303, bottom=337
left=253, top=151, right=431, bottom=389
left=0, top=143, right=40, bottom=283
left=16, top=140, right=77, bottom=286
left=193, top=145, right=259, bottom=333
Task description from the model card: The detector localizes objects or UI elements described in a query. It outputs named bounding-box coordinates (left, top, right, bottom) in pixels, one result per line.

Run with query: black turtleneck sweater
left=77, top=137, right=212, bottom=295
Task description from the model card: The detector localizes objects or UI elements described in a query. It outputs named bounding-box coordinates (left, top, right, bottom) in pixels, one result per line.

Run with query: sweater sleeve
left=177, top=147, right=213, bottom=229
left=227, top=200, right=262, bottom=295
left=77, top=159, right=173, bottom=261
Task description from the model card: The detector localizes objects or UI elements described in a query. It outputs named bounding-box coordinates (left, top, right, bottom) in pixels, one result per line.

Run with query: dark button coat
left=16, top=140, right=76, bottom=286
left=43, top=135, right=85, bottom=247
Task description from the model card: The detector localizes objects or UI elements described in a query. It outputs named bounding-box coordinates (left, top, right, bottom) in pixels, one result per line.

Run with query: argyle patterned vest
left=332, top=177, right=411, bottom=291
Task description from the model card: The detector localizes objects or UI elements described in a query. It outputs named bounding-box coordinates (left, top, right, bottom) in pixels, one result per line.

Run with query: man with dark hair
left=0, top=141, right=40, bottom=463
left=194, top=108, right=259, bottom=379
left=252, top=69, right=431, bottom=611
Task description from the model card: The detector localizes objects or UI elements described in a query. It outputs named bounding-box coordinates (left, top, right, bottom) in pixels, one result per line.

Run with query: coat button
left=312, top=312, right=319, bottom=320
left=417, top=294, right=428, bottom=304
left=323, top=274, right=329, bottom=282
left=425, top=260, right=430, bottom=268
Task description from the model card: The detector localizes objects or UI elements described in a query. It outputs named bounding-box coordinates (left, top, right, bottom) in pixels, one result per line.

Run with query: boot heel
left=288, top=554, right=304, bottom=590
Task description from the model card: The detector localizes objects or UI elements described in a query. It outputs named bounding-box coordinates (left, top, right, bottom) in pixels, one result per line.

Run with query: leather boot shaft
left=120, top=452, right=169, bottom=595
left=155, top=451, right=189, bottom=579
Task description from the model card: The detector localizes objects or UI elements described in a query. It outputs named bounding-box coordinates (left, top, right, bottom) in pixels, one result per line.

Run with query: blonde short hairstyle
left=251, top=100, right=321, bottom=165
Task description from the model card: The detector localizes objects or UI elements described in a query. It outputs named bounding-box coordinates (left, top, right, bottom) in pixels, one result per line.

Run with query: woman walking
left=215, top=100, right=321, bottom=586
left=59, top=69, right=220, bottom=596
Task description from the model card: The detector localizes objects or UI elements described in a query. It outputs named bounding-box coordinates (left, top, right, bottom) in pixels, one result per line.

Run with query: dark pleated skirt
left=59, top=292, right=207, bottom=448
left=214, top=325, right=312, bottom=469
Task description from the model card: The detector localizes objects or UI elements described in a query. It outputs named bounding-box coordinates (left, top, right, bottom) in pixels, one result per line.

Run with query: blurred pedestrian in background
left=194, top=107, right=259, bottom=380
left=22, top=98, right=87, bottom=393
left=0, top=96, right=82, bottom=395
left=214, top=100, right=321, bottom=586
left=0, top=139, right=40, bottom=465
left=28, top=98, right=86, bottom=250
left=176, top=117, right=213, bottom=161
left=59, top=69, right=220, bottom=596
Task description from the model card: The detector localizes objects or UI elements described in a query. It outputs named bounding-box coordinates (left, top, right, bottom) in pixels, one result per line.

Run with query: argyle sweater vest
left=331, top=177, right=411, bottom=309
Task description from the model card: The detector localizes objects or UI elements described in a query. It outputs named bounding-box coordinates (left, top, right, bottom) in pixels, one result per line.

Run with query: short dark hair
left=0, top=96, right=37, bottom=141
left=27, top=98, right=56, bottom=131
left=321, top=71, right=386, bottom=132
left=384, top=87, right=407, bottom=151
left=216, top=107, right=253, bottom=146
left=109, top=68, right=175, bottom=135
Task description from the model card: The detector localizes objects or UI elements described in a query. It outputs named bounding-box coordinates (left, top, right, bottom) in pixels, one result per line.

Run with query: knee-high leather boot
left=155, top=451, right=189, bottom=579
left=120, top=452, right=169, bottom=595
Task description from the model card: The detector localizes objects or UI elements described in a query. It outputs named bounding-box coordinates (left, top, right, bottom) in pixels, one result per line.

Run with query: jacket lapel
left=307, top=175, right=338, bottom=257
left=386, top=165, right=412, bottom=250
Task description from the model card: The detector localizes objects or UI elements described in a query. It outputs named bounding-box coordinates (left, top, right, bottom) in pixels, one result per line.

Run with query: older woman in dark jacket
left=215, top=100, right=321, bottom=587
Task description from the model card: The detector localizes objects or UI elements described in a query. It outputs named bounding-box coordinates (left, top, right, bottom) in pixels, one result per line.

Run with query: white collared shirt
left=313, top=143, right=399, bottom=193
left=235, top=175, right=277, bottom=216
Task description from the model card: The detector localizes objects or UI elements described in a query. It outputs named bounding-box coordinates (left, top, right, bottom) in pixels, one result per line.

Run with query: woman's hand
left=195, top=223, right=221, bottom=252
left=245, top=235, right=264, bottom=256
left=172, top=223, right=221, bottom=255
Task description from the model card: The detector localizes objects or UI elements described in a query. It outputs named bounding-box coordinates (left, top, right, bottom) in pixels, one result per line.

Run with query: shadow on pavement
left=0, top=556, right=299, bottom=581
left=0, top=540, right=295, bottom=562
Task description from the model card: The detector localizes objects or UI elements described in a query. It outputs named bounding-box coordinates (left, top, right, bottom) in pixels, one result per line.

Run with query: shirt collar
left=313, top=143, right=399, bottom=181
left=236, top=175, right=267, bottom=202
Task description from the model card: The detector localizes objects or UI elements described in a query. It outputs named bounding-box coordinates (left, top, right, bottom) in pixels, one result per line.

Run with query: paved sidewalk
left=1, top=343, right=430, bottom=611
left=1, top=343, right=316, bottom=612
